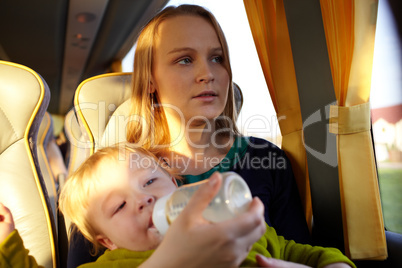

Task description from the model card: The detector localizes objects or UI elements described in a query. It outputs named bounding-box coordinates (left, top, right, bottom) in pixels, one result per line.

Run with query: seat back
left=64, top=108, right=91, bottom=178
left=233, top=82, right=243, bottom=115
left=37, top=111, right=59, bottom=231
left=74, top=72, right=132, bottom=155
left=0, top=60, right=58, bottom=268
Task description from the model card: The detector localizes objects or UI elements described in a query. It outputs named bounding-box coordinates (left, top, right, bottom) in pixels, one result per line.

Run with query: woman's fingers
left=215, top=196, right=265, bottom=244
left=180, top=172, right=222, bottom=221
left=229, top=197, right=265, bottom=237
left=256, top=255, right=311, bottom=268
left=180, top=173, right=266, bottom=251
left=219, top=197, right=266, bottom=255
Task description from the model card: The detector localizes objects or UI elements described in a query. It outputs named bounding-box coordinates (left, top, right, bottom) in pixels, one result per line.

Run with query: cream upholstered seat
left=66, top=72, right=133, bottom=267
left=0, top=60, right=61, bottom=268
left=37, top=112, right=60, bottom=229
left=64, top=108, right=91, bottom=178
left=74, top=72, right=132, bottom=156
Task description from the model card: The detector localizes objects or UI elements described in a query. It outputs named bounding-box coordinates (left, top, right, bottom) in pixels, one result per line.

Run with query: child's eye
left=144, top=178, right=156, bottom=187
left=114, top=201, right=126, bottom=214
left=177, top=57, right=192, bottom=65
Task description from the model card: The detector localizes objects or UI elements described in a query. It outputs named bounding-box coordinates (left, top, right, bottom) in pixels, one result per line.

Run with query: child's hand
left=0, top=203, right=15, bottom=242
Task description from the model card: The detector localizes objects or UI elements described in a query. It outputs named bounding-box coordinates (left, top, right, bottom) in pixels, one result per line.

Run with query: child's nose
left=138, top=195, right=155, bottom=212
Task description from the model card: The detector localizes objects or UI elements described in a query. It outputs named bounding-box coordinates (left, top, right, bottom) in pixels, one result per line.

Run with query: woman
left=69, top=4, right=310, bottom=268
left=126, top=4, right=310, bottom=243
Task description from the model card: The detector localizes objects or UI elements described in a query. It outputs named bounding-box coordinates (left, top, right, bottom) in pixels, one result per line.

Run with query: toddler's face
left=89, top=152, right=177, bottom=251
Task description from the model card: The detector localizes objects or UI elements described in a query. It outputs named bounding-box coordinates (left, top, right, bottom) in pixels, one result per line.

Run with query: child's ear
left=96, top=234, right=117, bottom=250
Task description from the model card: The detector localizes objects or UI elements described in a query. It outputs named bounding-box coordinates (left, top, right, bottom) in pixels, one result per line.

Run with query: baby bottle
left=152, top=171, right=252, bottom=235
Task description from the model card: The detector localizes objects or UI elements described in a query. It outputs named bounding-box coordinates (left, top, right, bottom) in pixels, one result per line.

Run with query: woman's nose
left=196, top=60, right=214, bottom=83
left=137, top=195, right=155, bottom=212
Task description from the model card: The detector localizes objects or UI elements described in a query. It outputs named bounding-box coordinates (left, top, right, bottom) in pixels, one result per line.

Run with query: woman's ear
left=149, top=79, right=156, bottom=93
left=96, top=234, right=118, bottom=250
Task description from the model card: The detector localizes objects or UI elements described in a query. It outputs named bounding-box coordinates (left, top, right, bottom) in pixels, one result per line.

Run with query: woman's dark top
left=183, top=136, right=311, bottom=244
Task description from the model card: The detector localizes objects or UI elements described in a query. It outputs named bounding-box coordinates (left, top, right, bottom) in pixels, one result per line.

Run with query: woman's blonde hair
left=59, top=144, right=171, bottom=255
left=126, top=4, right=240, bottom=154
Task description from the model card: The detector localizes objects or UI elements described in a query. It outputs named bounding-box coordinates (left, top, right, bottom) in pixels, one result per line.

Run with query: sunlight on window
left=370, top=0, right=402, bottom=235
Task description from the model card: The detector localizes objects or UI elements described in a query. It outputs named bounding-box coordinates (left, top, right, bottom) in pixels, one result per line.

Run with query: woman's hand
left=256, top=255, right=311, bottom=267
left=141, top=172, right=266, bottom=268
left=256, top=255, right=353, bottom=268
left=0, top=203, right=15, bottom=242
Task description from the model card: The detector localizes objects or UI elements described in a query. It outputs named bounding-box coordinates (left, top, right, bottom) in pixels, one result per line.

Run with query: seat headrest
left=74, top=72, right=132, bottom=153
left=0, top=60, right=56, bottom=268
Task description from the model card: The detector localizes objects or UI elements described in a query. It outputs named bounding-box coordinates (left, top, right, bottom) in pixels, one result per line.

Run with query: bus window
left=371, top=0, right=402, bottom=235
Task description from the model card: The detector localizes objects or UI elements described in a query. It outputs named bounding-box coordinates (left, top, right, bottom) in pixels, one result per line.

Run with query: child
left=0, top=144, right=355, bottom=268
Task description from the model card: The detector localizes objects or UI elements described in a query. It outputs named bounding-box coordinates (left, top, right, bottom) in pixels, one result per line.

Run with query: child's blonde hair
left=59, top=143, right=172, bottom=255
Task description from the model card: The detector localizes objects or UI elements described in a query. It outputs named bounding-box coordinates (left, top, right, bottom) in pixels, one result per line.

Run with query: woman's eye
left=144, top=178, right=156, bottom=187
left=212, top=56, right=223, bottom=63
left=177, top=58, right=192, bottom=65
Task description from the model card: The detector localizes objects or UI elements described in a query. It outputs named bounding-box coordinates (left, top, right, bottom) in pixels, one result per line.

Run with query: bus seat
left=63, top=108, right=91, bottom=235
left=0, top=60, right=60, bottom=267
left=353, top=230, right=402, bottom=267
left=64, top=108, right=91, bottom=179
left=233, top=82, right=243, bottom=115
left=45, top=137, right=68, bottom=193
left=74, top=72, right=132, bottom=153
left=385, top=231, right=402, bottom=267
left=67, top=73, right=133, bottom=268
left=38, top=111, right=69, bottom=267
left=37, top=111, right=59, bottom=231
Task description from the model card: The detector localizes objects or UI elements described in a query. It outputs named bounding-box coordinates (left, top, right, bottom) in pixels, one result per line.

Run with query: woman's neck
left=168, top=117, right=218, bottom=156
left=165, top=115, right=234, bottom=174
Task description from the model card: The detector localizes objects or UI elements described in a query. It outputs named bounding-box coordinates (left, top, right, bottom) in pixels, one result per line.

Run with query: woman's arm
left=140, top=173, right=266, bottom=268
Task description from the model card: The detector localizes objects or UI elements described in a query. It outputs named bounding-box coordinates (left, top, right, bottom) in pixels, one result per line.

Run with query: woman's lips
left=193, top=91, right=218, bottom=101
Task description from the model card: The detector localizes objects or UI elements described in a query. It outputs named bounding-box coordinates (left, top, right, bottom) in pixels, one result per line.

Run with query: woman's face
left=152, top=15, right=230, bottom=124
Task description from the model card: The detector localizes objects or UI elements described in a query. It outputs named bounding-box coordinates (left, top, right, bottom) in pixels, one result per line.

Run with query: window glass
left=371, top=0, right=402, bottom=234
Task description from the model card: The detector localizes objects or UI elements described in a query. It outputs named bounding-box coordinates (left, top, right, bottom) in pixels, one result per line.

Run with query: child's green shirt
left=1, top=225, right=355, bottom=268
